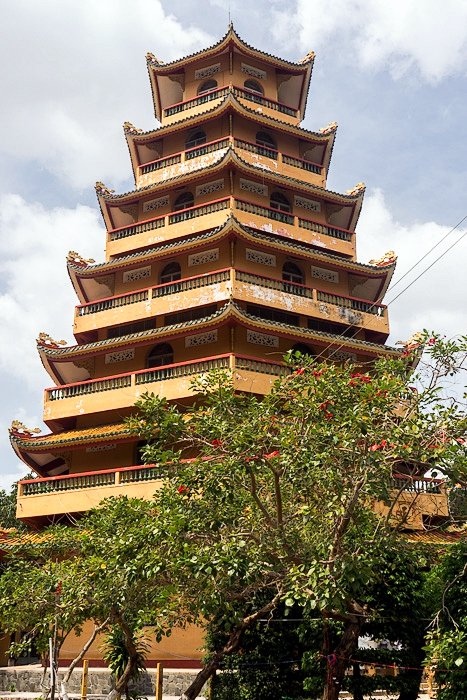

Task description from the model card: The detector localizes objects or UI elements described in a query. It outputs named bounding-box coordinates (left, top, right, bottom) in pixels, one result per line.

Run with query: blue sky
left=0, top=0, right=466, bottom=490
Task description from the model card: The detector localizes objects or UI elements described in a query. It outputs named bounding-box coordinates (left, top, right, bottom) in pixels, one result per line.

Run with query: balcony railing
left=109, top=215, right=165, bottom=241
left=163, top=85, right=297, bottom=118
left=282, top=153, right=322, bottom=175
left=78, top=290, right=149, bottom=316
left=19, top=464, right=169, bottom=496
left=106, top=197, right=355, bottom=249
left=298, top=216, right=353, bottom=242
left=392, top=475, right=444, bottom=494
left=235, top=269, right=314, bottom=299
left=317, top=291, right=385, bottom=316
left=235, top=198, right=294, bottom=226
left=234, top=137, right=278, bottom=160
left=185, top=137, right=230, bottom=160
left=140, top=153, right=182, bottom=174
left=168, top=197, right=230, bottom=224
left=153, top=269, right=230, bottom=297
left=46, top=355, right=290, bottom=402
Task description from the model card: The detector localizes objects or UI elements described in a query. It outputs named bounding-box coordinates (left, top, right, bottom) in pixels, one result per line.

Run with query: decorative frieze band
left=105, top=349, right=135, bottom=364
left=85, top=444, right=117, bottom=453
left=311, top=265, right=339, bottom=284
left=195, top=179, right=224, bottom=197
left=332, top=350, right=357, bottom=363
left=240, top=178, right=268, bottom=197
left=294, top=195, right=321, bottom=213
left=143, top=195, right=169, bottom=212
left=241, top=63, right=267, bottom=80
left=245, top=248, right=276, bottom=267
left=185, top=330, right=218, bottom=347
left=123, top=266, right=152, bottom=284
left=195, top=63, right=221, bottom=80
left=247, top=330, right=279, bottom=347
left=188, top=248, right=219, bottom=267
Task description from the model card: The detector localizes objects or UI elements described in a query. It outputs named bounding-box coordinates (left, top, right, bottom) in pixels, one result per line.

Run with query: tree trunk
left=105, top=611, right=141, bottom=700
left=180, top=590, right=283, bottom=700
left=323, top=611, right=365, bottom=700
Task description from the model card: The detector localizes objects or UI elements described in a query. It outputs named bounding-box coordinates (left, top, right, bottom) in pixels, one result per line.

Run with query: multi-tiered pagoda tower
left=11, top=27, right=401, bottom=529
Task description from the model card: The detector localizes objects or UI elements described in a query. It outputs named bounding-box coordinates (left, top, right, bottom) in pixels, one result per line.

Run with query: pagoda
left=8, top=23, right=453, bottom=669
left=10, top=26, right=403, bottom=528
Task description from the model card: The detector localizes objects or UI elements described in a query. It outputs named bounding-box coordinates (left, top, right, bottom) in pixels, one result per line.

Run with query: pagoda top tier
left=147, top=24, right=314, bottom=125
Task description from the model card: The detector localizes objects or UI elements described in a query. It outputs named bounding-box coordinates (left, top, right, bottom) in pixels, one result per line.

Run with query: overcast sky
left=0, top=0, right=466, bottom=490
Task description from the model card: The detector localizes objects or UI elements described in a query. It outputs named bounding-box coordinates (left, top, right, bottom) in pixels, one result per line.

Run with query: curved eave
left=68, top=215, right=394, bottom=303
left=10, top=423, right=135, bottom=476
left=125, top=92, right=333, bottom=175
left=147, top=25, right=313, bottom=121
left=39, top=300, right=401, bottom=386
left=98, top=146, right=363, bottom=231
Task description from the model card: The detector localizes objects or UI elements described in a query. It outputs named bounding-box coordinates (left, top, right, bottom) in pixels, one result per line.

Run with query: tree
left=0, top=498, right=176, bottom=700
left=0, top=473, right=35, bottom=530
left=127, top=332, right=467, bottom=700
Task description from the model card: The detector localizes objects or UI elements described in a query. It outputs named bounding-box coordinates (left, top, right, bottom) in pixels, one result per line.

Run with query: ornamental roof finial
left=9, top=420, right=41, bottom=437
left=67, top=251, right=95, bottom=267
left=298, top=51, right=315, bottom=64
left=319, top=121, right=337, bottom=134
left=345, top=182, right=365, bottom=196
left=123, top=121, right=143, bottom=135
left=146, top=52, right=164, bottom=64
left=95, top=182, right=115, bottom=196
left=396, top=332, right=425, bottom=352
left=369, top=251, right=397, bottom=267
left=37, top=332, right=67, bottom=348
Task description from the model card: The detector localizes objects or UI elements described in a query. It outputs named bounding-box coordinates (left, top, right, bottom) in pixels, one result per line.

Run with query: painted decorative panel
left=294, top=195, right=321, bottom=213
left=245, top=248, right=276, bottom=267
left=311, top=265, right=339, bottom=284
left=240, top=178, right=268, bottom=197
left=185, top=330, right=218, bottom=347
left=241, top=63, right=267, bottom=80
left=332, top=350, right=357, bottom=362
left=123, top=266, right=152, bottom=284
left=195, top=63, right=221, bottom=79
left=85, top=444, right=117, bottom=453
left=247, top=330, right=279, bottom=347
left=143, top=195, right=169, bottom=212
left=188, top=248, right=219, bottom=267
left=105, top=349, right=135, bottom=364
left=196, top=179, right=224, bottom=196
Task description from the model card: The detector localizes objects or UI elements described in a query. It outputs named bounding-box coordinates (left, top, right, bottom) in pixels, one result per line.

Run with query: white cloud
left=357, top=189, right=467, bottom=345
left=272, top=0, right=467, bottom=82
left=0, top=194, right=104, bottom=388
left=0, top=0, right=213, bottom=190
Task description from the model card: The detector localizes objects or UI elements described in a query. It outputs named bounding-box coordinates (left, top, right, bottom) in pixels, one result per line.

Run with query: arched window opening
left=185, top=130, right=207, bottom=150
left=291, top=342, right=315, bottom=358
left=135, top=440, right=148, bottom=466
left=146, top=343, right=174, bottom=369
left=244, top=79, right=264, bottom=95
left=197, top=80, right=217, bottom=96
left=282, top=262, right=304, bottom=285
left=256, top=131, right=276, bottom=149
left=160, top=262, right=181, bottom=284
left=270, top=191, right=291, bottom=213
left=173, top=192, right=194, bottom=212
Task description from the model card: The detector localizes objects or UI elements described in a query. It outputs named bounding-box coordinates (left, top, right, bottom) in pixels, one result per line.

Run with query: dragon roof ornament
left=95, top=182, right=115, bottom=196
left=67, top=251, right=95, bottom=267
left=123, top=122, right=143, bottom=135
left=319, top=121, right=337, bottom=134
left=146, top=52, right=164, bottom=64
left=369, top=251, right=397, bottom=267
left=396, top=332, right=425, bottom=352
left=345, top=182, right=365, bottom=196
left=298, top=51, right=315, bottom=64
left=9, top=420, right=41, bottom=437
left=37, top=332, right=67, bottom=348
